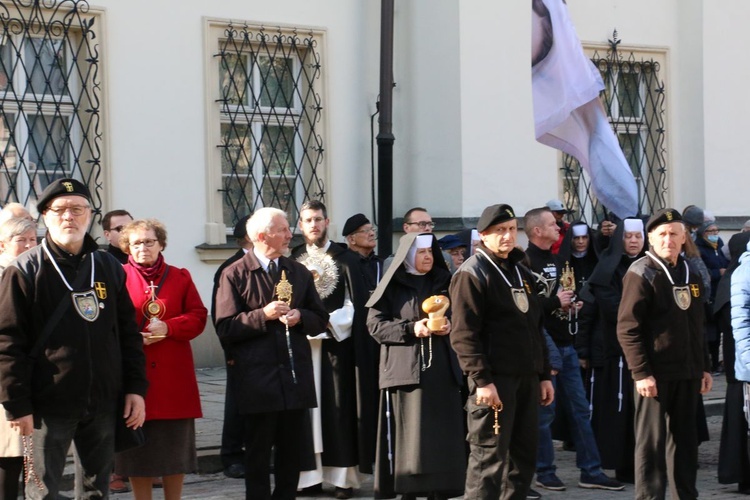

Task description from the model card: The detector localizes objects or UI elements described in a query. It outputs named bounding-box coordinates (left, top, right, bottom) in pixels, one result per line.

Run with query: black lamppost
left=377, top=0, right=395, bottom=257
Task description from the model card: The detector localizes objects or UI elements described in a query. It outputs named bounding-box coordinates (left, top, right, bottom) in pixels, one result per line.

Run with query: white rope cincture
left=617, top=356, right=624, bottom=413
left=385, top=389, right=394, bottom=475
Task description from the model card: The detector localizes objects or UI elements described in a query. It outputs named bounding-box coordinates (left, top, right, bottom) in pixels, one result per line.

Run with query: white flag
left=532, top=0, right=638, bottom=219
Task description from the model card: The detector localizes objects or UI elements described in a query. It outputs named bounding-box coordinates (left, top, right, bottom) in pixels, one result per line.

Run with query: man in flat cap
left=450, top=203, right=554, bottom=499
left=617, top=208, right=712, bottom=500
left=0, top=178, right=148, bottom=499
left=343, top=213, right=381, bottom=294
left=211, top=213, right=253, bottom=479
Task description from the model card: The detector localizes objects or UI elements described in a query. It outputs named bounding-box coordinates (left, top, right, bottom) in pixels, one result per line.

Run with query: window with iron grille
left=0, top=0, right=102, bottom=222
left=561, top=33, right=667, bottom=224
left=205, top=20, right=326, bottom=241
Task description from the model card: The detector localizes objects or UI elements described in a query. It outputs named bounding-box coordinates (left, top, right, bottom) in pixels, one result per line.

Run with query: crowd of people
left=0, top=182, right=750, bottom=500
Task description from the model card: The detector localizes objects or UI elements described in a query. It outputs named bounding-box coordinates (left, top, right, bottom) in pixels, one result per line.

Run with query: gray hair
left=246, top=207, right=287, bottom=243
left=0, top=217, right=36, bottom=242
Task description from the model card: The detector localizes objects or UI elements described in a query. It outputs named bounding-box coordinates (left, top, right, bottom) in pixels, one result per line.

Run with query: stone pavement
left=66, top=368, right=745, bottom=499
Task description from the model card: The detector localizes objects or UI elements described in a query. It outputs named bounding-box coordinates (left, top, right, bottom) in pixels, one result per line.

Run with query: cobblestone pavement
left=60, top=368, right=744, bottom=499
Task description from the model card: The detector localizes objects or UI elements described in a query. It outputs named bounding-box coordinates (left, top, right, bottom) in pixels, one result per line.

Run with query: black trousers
left=221, top=358, right=246, bottom=468
left=243, top=409, right=305, bottom=500
left=633, top=378, right=700, bottom=500
left=464, top=375, right=539, bottom=500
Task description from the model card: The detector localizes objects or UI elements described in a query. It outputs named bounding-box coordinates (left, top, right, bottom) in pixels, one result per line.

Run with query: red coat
left=124, top=263, right=207, bottom=421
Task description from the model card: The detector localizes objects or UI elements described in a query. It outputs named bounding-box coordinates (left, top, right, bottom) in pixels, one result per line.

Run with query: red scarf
left=128, top=253, right=166, bottom=282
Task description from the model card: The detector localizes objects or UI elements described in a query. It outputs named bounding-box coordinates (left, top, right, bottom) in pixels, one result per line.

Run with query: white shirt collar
left=253, top=247, right=278, bottom=272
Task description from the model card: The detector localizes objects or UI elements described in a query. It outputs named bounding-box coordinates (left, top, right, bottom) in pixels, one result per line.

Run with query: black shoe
left=335, top=487, right=354, bottom=499
left=300, top=484, right=324, bottom=495
left=223, top=463, right=246, bottom=479
left=527, top=488, right=542, bottom=499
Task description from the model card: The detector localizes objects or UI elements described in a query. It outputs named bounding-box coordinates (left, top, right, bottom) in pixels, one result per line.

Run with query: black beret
left=36, top=178, right=91, bottom=213
left=233, top=214, right=252, bottom=240
left=477, top=204, right=516, bottom=232
left=342, top=213, right=370, bottom=237
left=438, top=234, right=466, bottom=250
left=646, top=208, right=683, bottom=233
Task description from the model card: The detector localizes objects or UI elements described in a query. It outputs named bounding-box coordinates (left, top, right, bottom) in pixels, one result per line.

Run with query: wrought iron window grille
left=0, top=0, right=102, bottom=225
left=215, top=23, right=325, bottom=233
left=561, top=31, right=667, bottom=224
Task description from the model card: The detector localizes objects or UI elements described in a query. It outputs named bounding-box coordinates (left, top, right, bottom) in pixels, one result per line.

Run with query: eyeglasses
left=129, top=239, right=158, bottom=248
left=703, top=229, right=719, bottom=235
left=111, top=225, right=125, bottom=232
left=405, top=221, right=436, bottom=230
left=301, top=217, right=326, bottom=225
left=46, top=205, right=90, bottom=217
left=352, top=226, right=377, bottom=236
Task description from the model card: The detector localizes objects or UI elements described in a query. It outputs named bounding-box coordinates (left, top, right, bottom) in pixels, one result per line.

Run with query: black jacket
left=525, top=242, right=571, bottom=345
left=0, top=234, right=148, bottom=421
left=367, top=264, right=461, bottom=389
left=450, top=245, right=550, bottom=388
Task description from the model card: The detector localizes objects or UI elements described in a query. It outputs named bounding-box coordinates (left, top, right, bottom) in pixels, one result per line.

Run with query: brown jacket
left=214, top=251, right=329, bottom=414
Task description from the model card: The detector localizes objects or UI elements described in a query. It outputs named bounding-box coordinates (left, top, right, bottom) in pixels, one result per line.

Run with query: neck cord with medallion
left=41, top=239, right=100, bottom=322
left=476, top=249, right=529, bottom=313
left=645, top=251, right=692, bottom=310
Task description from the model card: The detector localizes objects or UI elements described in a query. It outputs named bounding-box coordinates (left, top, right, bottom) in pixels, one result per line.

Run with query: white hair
left=246, top=207, right=287, bottom=243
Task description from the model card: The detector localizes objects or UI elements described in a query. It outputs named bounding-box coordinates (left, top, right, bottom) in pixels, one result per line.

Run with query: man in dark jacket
left=101, top=209, right=133, bottom=264
left=524, top=207, right=623, bottom=492
left=450, top=204, right=554, bottom=499
left=0, top=178, right=148, bottom=499
left=617, top=208, right=713, bottom=500
left=215, top=207, right=328, bottom=500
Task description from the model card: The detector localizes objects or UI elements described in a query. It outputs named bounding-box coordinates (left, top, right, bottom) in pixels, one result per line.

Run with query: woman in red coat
left=114, top=219, right=207, bottom=500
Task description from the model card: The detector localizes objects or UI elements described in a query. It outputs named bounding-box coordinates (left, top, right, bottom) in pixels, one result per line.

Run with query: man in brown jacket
left=214, top=207, right=329, bottom=500
left=617, top=208, right=712, bottom=500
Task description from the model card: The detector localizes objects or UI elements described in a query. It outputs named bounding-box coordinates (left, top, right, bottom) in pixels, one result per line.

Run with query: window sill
left=194, top=243, right=241, bottom=264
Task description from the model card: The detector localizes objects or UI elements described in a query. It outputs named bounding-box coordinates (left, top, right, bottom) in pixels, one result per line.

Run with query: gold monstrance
left=143, top=281, right=167, bottom=338
left=560, top=262, right=578, bottom=335
left=275, top=270, right=297, bottom=383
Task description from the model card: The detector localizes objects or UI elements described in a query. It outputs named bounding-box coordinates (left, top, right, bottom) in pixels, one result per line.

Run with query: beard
left=306, top=228, right=328, bottom=248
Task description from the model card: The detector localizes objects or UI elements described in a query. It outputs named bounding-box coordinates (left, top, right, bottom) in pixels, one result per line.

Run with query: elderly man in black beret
left=0, top=178, right=148, bottom=499
left=617, top=208, right=712, bottom=500
left=450, top=203, right=554, bottom=499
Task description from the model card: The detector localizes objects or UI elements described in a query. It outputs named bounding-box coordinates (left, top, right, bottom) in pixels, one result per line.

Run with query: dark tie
left=268, top=260, right=278, bottom=282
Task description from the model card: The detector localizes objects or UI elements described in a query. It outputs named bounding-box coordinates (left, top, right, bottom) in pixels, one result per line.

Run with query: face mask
left=707, top=235, right=719, bottom=243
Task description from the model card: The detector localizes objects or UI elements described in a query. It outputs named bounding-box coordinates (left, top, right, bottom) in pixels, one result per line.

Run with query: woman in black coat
left=366, top=233, right=465, bottom=500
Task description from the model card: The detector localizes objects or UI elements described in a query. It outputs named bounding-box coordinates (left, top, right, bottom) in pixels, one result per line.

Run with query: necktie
left=268, top=260, right=278, bottom=282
